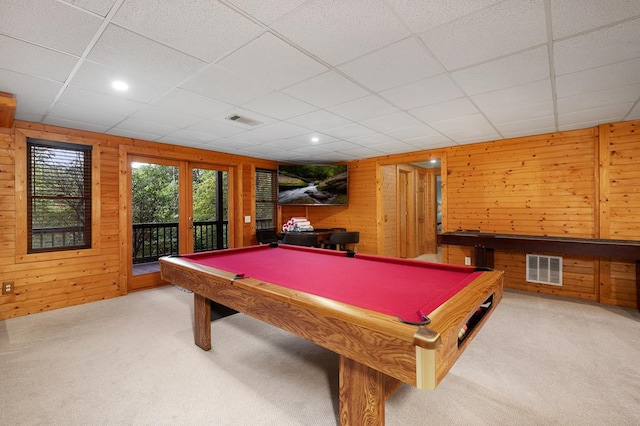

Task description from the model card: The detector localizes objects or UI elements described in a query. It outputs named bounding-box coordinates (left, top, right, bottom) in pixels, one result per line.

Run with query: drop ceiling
left=2, top=0, right=639, bottom=162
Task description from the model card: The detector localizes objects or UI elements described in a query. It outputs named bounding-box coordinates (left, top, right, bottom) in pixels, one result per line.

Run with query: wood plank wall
left=1, top=117, right=638, bottom=319
left=0, top=122, right=276, bottom=319
left=599, top=121, right=639, bottom=306
left=444, top=128, right=601, bottom=301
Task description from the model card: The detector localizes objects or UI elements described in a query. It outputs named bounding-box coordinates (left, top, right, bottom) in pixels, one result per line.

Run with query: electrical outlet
left=2, top=281, right=14, bottom=295
left=464, top=257, right=472, bottom=266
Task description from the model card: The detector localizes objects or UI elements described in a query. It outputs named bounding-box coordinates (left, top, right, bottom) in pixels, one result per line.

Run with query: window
left=255, top=168, right=277, bottom=230
left=27, top=138, right=92, bottom=253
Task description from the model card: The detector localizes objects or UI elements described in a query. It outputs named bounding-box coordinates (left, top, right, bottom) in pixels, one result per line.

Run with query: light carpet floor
left=1, top=286, right=639, bottom=425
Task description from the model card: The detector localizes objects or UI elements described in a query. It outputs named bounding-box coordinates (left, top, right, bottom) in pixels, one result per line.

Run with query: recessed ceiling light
left=112, top=80, right=129, bottom=91
left=311, top=136, right=320, bottom=143
left=430, top=159, right=437, bottom=164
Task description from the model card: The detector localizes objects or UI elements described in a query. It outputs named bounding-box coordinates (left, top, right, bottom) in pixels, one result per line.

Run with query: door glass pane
left=192, top=167, right=228, bottom=252
left=131, top=162, right=179, bottom=275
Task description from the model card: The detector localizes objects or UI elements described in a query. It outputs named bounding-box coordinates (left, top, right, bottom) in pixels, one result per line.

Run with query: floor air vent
left=526, top=254, right=562, bottom=286
left=225, top=114, right=262, bottom=126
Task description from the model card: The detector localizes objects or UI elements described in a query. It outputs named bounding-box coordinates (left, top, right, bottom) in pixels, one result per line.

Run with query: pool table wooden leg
left=339, top=355, right=395, bottom=426
left=193, top=293, right=211, bottom=351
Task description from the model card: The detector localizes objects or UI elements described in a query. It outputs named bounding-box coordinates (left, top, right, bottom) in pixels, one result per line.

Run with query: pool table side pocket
left=423, top=270, right=504, bottom=389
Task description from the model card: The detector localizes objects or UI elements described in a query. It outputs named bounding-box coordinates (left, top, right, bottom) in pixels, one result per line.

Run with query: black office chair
left=326, top=231, right=359, bottom=252
left=282, top=232, right=318, bottom=247
left=256, top=228, right=280, bottom=244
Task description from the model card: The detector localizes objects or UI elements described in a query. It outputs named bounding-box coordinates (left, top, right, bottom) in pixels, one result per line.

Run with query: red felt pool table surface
left=183, top=244, right=482, bottom=324
left=160, top=243, right=504, bottom=426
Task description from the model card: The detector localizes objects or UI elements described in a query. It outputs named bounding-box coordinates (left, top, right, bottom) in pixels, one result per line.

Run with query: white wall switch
left=244, top=215, right=251, bottom=223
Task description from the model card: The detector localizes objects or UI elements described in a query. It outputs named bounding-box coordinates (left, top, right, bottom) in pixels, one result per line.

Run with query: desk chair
left=256, top=228, right=280, bottom=244
left=282, top=232, right=318, bottom=247
left=326, top=231, right=359, bottom=252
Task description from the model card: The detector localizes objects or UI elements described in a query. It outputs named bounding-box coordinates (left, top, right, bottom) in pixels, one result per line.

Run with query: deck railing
left=34, top=222, right=228, bottom=264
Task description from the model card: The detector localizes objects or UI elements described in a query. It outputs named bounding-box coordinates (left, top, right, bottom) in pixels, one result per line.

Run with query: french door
left=128, top=156, right=229, bottom=291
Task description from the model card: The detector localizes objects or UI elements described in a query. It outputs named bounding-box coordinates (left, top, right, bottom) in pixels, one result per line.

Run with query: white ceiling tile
left=409, top=97, right=478, bottom=123
left=336, top=145, right=385, bottom=159
left=217, top=32, right=327, bottom=90
left=471, top=79, right=553, bottom=112
left=180, top=65, right=272, bottom=105
left=200, top=137, right=256, bottom=151
left=420, top=0, right=547, bottom=70
left=161, top=129, right=217, bottom=144
left=359, top=112, right=424, bottom=134
left=56, top=86, right=145, bottom=117
left=87, top=25, right=207, bottom=85
left=271, top=0, right=410, bottom=65
left=387, top=0, right=502, bottom=33
left=385, top=124, right=441, bottom=141
left=283, top=71, right=369, bottom=108
left=558, top=103, right=634, bottom=129
left=48, top=102, right=127, bottom=128
left=338, top=37, right=443, bottom=92
left=555, top=58, right=640, bottom=98
left=551, top=0, right=640, bottom=39
left=15, top=96, right=51, bottom=118
left=351, top=133, right=398, bottom=146
left=554, top=19, right=640, bottom=75
left=322, top=123, right=377, bottom=140
left=242, top=91, right=317, bottom=120
left=70, top=61, right=171, bottom=103
left=0, top=35, right=78, bottom=82
left=629, top=102, right=640, bottom=120
left=381, top=74, right=465, bottom=110
left=494, top=117, right=556, bottom=138
left=403, top=134, right=453, bottom=149
left=327, top=95, right=400, bottom=122
left=113, top=0, right=264, bottom=63
left=0, top=69, right=63, bottom=102
left=483, top=100, right=555, bottom=125
left=235, top=121, right=309, bottom=142
left=452, top=46, right=549, bottom=95
left=151, top=89, right=234, bottom=120
left=0, top=0, right=102, bottom=55
left=286, top=110, right=351, bottom=131
left=186, top=120, right=248, bottom=138
left=365, top=141, right=416, bottom=154
left=63, top=0, right=117, bottom=17
left=287, top=133, right=339, bottom=145
left=557, top=84, right=640, bottom=114
left=43, top=116, right=110, bottom=133
left=262, top=139, right=308, bottom=151
left=113, top=117, right=178, bottom=138
left=446, top=126, right=502, bottom=145
left=429, top=113, right=496, bottom=134
left=130, top=105, right=201, bottom=129
left=227, top=0, right=308, bottom=25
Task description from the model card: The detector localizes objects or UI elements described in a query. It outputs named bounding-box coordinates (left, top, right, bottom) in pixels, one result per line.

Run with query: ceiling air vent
left=225, top=114, right=262, bottom=126
left=526, top=254, right=562, bottom=286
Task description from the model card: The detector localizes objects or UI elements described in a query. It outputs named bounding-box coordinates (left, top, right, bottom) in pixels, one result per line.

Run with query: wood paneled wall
left=598, top=121, right=640, bottom=306
left=0, top=122, right=276, bottom=319
left=1, top=117, right=638, bottom=319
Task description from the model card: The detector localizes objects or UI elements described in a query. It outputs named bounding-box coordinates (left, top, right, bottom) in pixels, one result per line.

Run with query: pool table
left=159, top=244, right=503, bottom=425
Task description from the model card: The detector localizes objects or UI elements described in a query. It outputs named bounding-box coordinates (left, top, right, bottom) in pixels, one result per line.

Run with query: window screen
left=27, top=138, right=92, bottom=253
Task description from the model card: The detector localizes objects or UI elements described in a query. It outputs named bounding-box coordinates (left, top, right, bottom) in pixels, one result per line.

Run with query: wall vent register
left=526, top=254, right=562, bottom=286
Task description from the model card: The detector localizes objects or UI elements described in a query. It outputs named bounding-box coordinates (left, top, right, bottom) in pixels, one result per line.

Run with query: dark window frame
left=255, top=168, right=277, bottom=230
left=26, top=138, right=92, bottom=253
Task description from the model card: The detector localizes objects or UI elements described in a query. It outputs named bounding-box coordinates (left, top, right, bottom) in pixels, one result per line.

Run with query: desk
left=160, top=244, right=503, bottom=425
left=282, top=228, right=335, bottom=244
left=438, top=231, right=640, bottom=310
